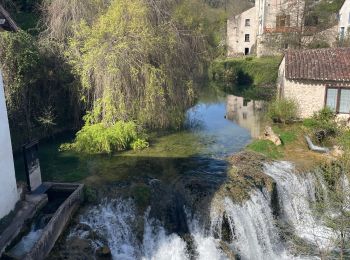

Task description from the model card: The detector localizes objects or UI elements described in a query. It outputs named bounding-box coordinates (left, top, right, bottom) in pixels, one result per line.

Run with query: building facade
left=227, top=0, right=305, bottom=57
left=339, top=0, right=350, bottom=40
left=0, top=4, right=19, bottom=220
left=0, top=71, right=18, bottom=219
left=227, top=7, right=258, bottom=56
left=277, top=48, right=350, bottom=118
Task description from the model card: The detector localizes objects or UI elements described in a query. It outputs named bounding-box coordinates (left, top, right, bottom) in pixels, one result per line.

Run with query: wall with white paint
left=0, top=70, right=18, bottom=219
left=227, top=6, right=258, bottom=56
left=339, top=0, right=350, bottom=38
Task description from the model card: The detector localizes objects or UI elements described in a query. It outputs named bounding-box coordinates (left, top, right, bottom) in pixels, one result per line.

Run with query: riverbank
left=246, top=123, right=327, bottom=171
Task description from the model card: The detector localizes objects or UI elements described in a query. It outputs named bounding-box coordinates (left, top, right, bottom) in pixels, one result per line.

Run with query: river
left=14, top=90, right=346, bottom=259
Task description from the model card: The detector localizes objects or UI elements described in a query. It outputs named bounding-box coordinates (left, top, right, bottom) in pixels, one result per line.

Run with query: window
left=325, top=88, right=350, bottom=114
left=326, top=88, right=337, bottom=111
left=245, top=34, right=250, bottom=42
left=244, top=48, right=250, bottom=55
left=339, top=89, right=350, bottom=113
left=348, top=13, right=350, bottom=24
left=245, top=19, right=251, bottom=27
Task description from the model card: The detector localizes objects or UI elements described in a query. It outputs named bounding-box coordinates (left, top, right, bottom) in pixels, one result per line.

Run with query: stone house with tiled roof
left=277, top=47, right=350, bottom=118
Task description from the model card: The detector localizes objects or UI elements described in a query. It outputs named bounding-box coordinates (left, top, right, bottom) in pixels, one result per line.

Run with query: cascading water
left=263, top=161, right=336, bottom=250
left=210, top=190, right=291, bottom=260
left=69, top=161, right=343, bottom=260
left=70, top=199, right=225, bottom=260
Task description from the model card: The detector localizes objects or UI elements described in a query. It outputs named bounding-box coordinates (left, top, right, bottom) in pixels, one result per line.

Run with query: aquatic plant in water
left=60, top=121, right=148, bottom=154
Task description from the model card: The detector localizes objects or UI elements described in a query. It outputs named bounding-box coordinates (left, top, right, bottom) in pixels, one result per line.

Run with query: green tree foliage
left=0, top=30, right=80, bottom=148
left=1, top=0, right=241, bottom=151
left=48, top=0, right=209, bottom=129
left=60, top=120, right=148, bottom=154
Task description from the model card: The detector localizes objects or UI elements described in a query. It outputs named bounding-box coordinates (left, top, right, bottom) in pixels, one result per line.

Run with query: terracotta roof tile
left=285, top=48, right=350, bottom=82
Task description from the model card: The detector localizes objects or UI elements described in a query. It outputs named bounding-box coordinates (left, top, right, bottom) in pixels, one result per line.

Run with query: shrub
left=303, top=107, right=339, bottom=143
left=313, top=107, right=336, bottom=121
left=209, top=56, right=282, bottom=87
left=131, top=138, right=149, bottom=150
left=60, top=121, right=148, bottom=154
left=267, top=99, right=300, bottom=124
left=338, top=131, right=350, bottom=151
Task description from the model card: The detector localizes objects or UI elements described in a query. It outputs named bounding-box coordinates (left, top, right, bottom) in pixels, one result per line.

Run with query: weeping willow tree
left=42, top=0, right=208, bottom=130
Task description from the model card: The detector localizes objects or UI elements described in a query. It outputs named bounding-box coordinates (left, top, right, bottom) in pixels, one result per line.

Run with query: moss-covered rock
left=215, top=151, right=274, bottom=203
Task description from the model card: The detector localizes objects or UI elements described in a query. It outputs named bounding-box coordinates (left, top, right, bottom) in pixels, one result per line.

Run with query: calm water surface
left=14, top=91, right=264, bottom=186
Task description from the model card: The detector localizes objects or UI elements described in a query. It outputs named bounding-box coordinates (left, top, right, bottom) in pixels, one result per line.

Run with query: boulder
left=96, top=246, right=112, bottom=259
left=261, top=126, right=281, bottom=146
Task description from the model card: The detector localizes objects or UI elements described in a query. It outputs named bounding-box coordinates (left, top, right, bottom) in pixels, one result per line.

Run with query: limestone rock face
left=261, top=126, right=281, bottom=146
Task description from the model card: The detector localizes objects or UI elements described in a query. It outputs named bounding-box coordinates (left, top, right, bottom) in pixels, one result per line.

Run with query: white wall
left=339, top=0, right=350, bottom=38
left=227, top=7, right=258, bottom=56
left=0, top=70, right=18, bottom=219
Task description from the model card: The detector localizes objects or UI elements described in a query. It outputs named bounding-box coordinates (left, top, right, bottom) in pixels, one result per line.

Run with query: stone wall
left=228, top=0, right=306, bottom=57
left=283, top=79, right=326, bottom=118
left=278, top=57, right=325, bottom=118
left=227, top=7, right=258, bottom=56
left=302, top=26, right=338, bottom=48
left=0, top=71, right=18, bottom=220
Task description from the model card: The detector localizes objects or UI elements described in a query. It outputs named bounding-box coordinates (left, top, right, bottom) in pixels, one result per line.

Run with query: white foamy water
left=9, top=228, right=43, bottom=258
left=263, top=161, right=335, bottom=250
left=69, top=161, right=347, bottom=260
left=71, top=199, right=225, bottom=260
left=210, top=190, right=293, bottom=260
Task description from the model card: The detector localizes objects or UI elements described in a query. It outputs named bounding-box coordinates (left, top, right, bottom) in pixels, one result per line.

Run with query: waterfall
left=70, top=199, right=224, bottom=260
left=70, top=192, right=305, bottom=260
left=210, top=191, right=291, bottom=260
left=68, top=161, right=344, bottom=259
left=73, top=198, right=139, bottom=259
left=263, top=161, right=335, bottom=250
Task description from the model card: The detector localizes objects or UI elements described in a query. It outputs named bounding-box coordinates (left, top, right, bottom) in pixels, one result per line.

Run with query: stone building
left=0, top=5, right=19, bottom=220
left=227, top=0, right=305, bottom=57
left=339, top=0, right=350, bottom=40
left=277, top=47, right=350, bottom=118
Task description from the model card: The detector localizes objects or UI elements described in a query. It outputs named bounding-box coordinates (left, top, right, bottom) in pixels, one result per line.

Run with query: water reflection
left=225, top=95, right=265, bottom=139
left=14, top=92, right=258, bottom=185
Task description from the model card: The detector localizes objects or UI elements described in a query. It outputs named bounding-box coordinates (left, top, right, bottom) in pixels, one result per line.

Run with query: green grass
left=210, top=56, right=282, bottom=87
left=272, top=126, right=298, bottom=145
left=247, top=140, right=283, bottom=159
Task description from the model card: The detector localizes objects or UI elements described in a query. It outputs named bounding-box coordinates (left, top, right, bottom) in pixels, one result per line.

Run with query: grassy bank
left=247, top=106, right=350, bottom=170
left=209, top=56, right=282, bottom=97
